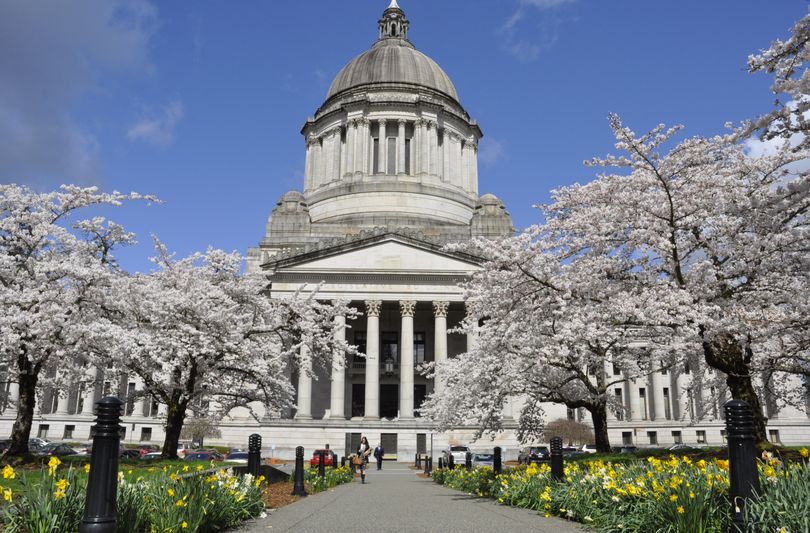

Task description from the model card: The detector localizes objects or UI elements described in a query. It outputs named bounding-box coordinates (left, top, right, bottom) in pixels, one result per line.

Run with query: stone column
left=353, top=119, right=363, bottom=175
left=345, top=120, right=355, bottom=176
left=432, top=301, right=449, bottom=397
left=397, top=119, right=406, bottom=174
left=452, top=134, right=463, bottom=187
left=329, top=311, right=346, bottom=419
left=675, top=371, right=690, bottom=420
left=323, top=131, right=334, bottom=182
left=364, top=300, right=381, bottom=420
left=650, top=369, right=666, bottom=420
left=442, top=130, right=450, bottom=182
left=420, top=121, right=429, bottom=174
left=360, top=118, right=370, bottom=175
left=332, top=129, right=341, bottom=181
left=55, top=389, right=70, bottom=415
left=378, top=119, right=387, bottom=174
left=399, top=300, right=416, bottom=419
left=7, top=381, right=19, bottom=412
left=428, top=121, right=438, bottom=176
left=304, top=137, right=314, bottom=191
left=414, top=119, right=422, bottom=175
left=295, top=345, right=313, bottom=419
left=312, top=137, right=323, bottom=189
left=81, top=366, right=98, bottom=415
left=469, top=139, right=479, bottom=195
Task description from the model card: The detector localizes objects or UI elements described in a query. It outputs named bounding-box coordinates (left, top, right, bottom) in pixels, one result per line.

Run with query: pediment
left=268, top=234, right=481, bottom=275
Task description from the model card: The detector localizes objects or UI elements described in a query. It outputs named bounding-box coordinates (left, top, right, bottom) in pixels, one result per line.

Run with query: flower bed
left=0, top=458, right=265, bottom=532
left=433, top=449, right=810, bottom=532
left=304, top=465, right=354, bottom=493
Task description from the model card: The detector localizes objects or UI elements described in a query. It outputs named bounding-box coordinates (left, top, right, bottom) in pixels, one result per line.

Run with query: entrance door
left=380, top=384, right=398, bottom=418
left=346, top=432, right=362, bottom=456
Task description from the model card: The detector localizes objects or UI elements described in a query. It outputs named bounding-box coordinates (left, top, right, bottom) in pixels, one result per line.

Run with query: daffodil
left=2, top=465, right=15, bottom=479
left=48, top=456, right=61, bottom=476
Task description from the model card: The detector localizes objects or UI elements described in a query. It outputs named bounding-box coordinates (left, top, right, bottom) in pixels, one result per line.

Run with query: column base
left=362, top=416, right=380, bottom=421
left=329, top=414, right=347, bottom=420
left=294, top=414, right=313, bottom=420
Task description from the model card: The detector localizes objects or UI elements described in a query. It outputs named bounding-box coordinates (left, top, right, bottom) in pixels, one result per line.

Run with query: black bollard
left=291, top=446, right=308, bottom=497
left=341, top=456, right=346, bottom=468
left=493, top=446, right=502, bottom=475
left=465, top=451, right=472, bottom=470
left=416, top=453, right=422, bottom=469
left=447, top=453, right=454, bottom=469
left=438, top=457, right=444, bottom=469
left=428, top=456, right=433, bottom=474
left=318, top=450, right=326, bottom=478
left=79, top=397, right=123, bottom=533
left=725, top=400, right=760, bottom=533
left=247, top=433, right=262, bottom=477
left=424, top=455, right=430, bottom=475
left=550, top=437, right=564, bottom=481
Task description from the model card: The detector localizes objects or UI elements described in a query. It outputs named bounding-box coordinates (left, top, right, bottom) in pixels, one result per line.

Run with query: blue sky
left=0, top=0, right=806, bottom=273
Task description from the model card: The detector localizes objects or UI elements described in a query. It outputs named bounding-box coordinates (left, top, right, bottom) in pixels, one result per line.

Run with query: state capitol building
left=5, top=2, right=808, bottom=459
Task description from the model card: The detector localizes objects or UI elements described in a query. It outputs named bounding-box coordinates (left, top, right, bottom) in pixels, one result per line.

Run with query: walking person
left=356, top=436, right=372, bottom=483
left=373, top=442, right=385, bottom=470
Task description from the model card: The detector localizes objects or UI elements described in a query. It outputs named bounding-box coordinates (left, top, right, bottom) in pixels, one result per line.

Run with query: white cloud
left=479, top=137, right=507, bottom=164
left=499, top=0, right=575, bottom=62
left=127, top=101, right=185, bottom=147
left=0, top=0, right=158, bottom=186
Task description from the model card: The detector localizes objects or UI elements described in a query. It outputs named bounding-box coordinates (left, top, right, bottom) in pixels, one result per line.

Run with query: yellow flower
left=3, top=488, right=12, bottom=502
left=127, top=470, right=133, bottom=475
left=175, top=499, right=186, bottom=507
left=48, top=456, right=61, bottom=476
left=182, top=465, right=190, bottom=472
left=54, top=489, right=66, bottom=500
left=167, top=488, right=175, bottom=497
left=196, top=465, right=203, bottom=471
left=669, top=494, right=678, bottom=502
left=2, top=465, right=15, bottom=479
left=677, top=506, right=685, bottom=514
left=800, top=448, right=809, bottom=459
left=170, top=473, right=178, bottom=481
left=182, top=522, right=188, bottom=529
left=55, top=478, right=69, bottom=491
left=84, top=464, right=90, bottom=474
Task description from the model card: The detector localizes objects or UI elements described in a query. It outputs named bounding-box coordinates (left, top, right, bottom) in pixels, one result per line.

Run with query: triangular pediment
left=266, top=233, right=482, bottom=275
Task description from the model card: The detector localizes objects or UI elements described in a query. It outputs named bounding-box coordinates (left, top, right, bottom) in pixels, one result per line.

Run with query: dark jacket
left=373, top=446, right=384, bottom=459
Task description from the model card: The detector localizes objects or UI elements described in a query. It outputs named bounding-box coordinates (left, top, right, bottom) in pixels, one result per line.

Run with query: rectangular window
left=372, top=138, right=380, bottom=174
left=612, top=364, right=621, bottom=376
left=387, top=137, right=396, bottom=174
left=672, top=431, right=682, bottom=444
left=405, top=139, right=411, bottom=174
left=381, top=332, right=398, bottom=364
left=663, top=387, right=672, bottom=420
left=103, top=381, right=112, bottom=396
left=661, top=368, right=668, bottom=375
left=647, top=431, right=658, bottom=445
left=414, top=332, right=426, bottom=364
left=696, top=430, right=706, bottom=444
left=622, top=431, right=633, bottom=445
left=769, top=429, right=780, bottom=444
left=683, top=363, right=691, bottom=374
left=639, top=387, right=648, bottom=420
left=140, top=427, right=152, bottom=442
left=567, top=408, right=575, bottom=421
left=63, top=425, right=75, bottom=440
left=37, top=424, right=49, bottom=439
left=416, top=433, right=426, bottom=455
left=614, top=388, right=624, bottom=421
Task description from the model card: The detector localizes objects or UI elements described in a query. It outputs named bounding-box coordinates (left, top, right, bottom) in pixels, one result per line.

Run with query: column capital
left=397, top=118, right=407, bottom=126
left=365, top=300, right=382, bottom=317
left=399, top=300, right=416, bottom=317
left=432, top=301, right=449, bottom=318
left=378, top=118, right=387, bottom=125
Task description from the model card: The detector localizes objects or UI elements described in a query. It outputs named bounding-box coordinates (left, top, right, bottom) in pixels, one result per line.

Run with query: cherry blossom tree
left=91, top=240, right=357, bottom=458
left=0, top=184, right=150, bottom=456
left=421, top=231, right=686, bottom=452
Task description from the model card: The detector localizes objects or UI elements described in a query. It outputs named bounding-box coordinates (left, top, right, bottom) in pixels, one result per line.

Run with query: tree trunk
left=161, top=399, right=188, bottom=459
left=7, top=363, right=39, bottom=456
left=701, top=331, right=768, bottom=445
left=589, top=404, right=611, bottom=453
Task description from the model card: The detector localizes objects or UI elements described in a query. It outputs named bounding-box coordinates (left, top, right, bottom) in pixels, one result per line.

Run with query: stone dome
left=327, top=39, right=459, bottom=102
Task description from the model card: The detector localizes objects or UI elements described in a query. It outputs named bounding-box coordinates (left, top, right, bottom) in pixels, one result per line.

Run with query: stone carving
left=365, top=300, right=382, bottom=317
left=399, top=300, right=416, bottom=317
left=433, top=301, right=449, bottom=318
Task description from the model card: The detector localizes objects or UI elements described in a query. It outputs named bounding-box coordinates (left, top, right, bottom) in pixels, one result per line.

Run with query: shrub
left=304, top=465, right=353, bottom=493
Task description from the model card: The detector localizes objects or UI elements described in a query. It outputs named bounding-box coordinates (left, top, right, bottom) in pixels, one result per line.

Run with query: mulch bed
left=416, top=473, right=431, bottom=478
left=262, top=481, right=301, bottom=510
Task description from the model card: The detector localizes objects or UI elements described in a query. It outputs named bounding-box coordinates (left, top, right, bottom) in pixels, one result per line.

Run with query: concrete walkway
left=236, top=462, right=585, bottom=533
